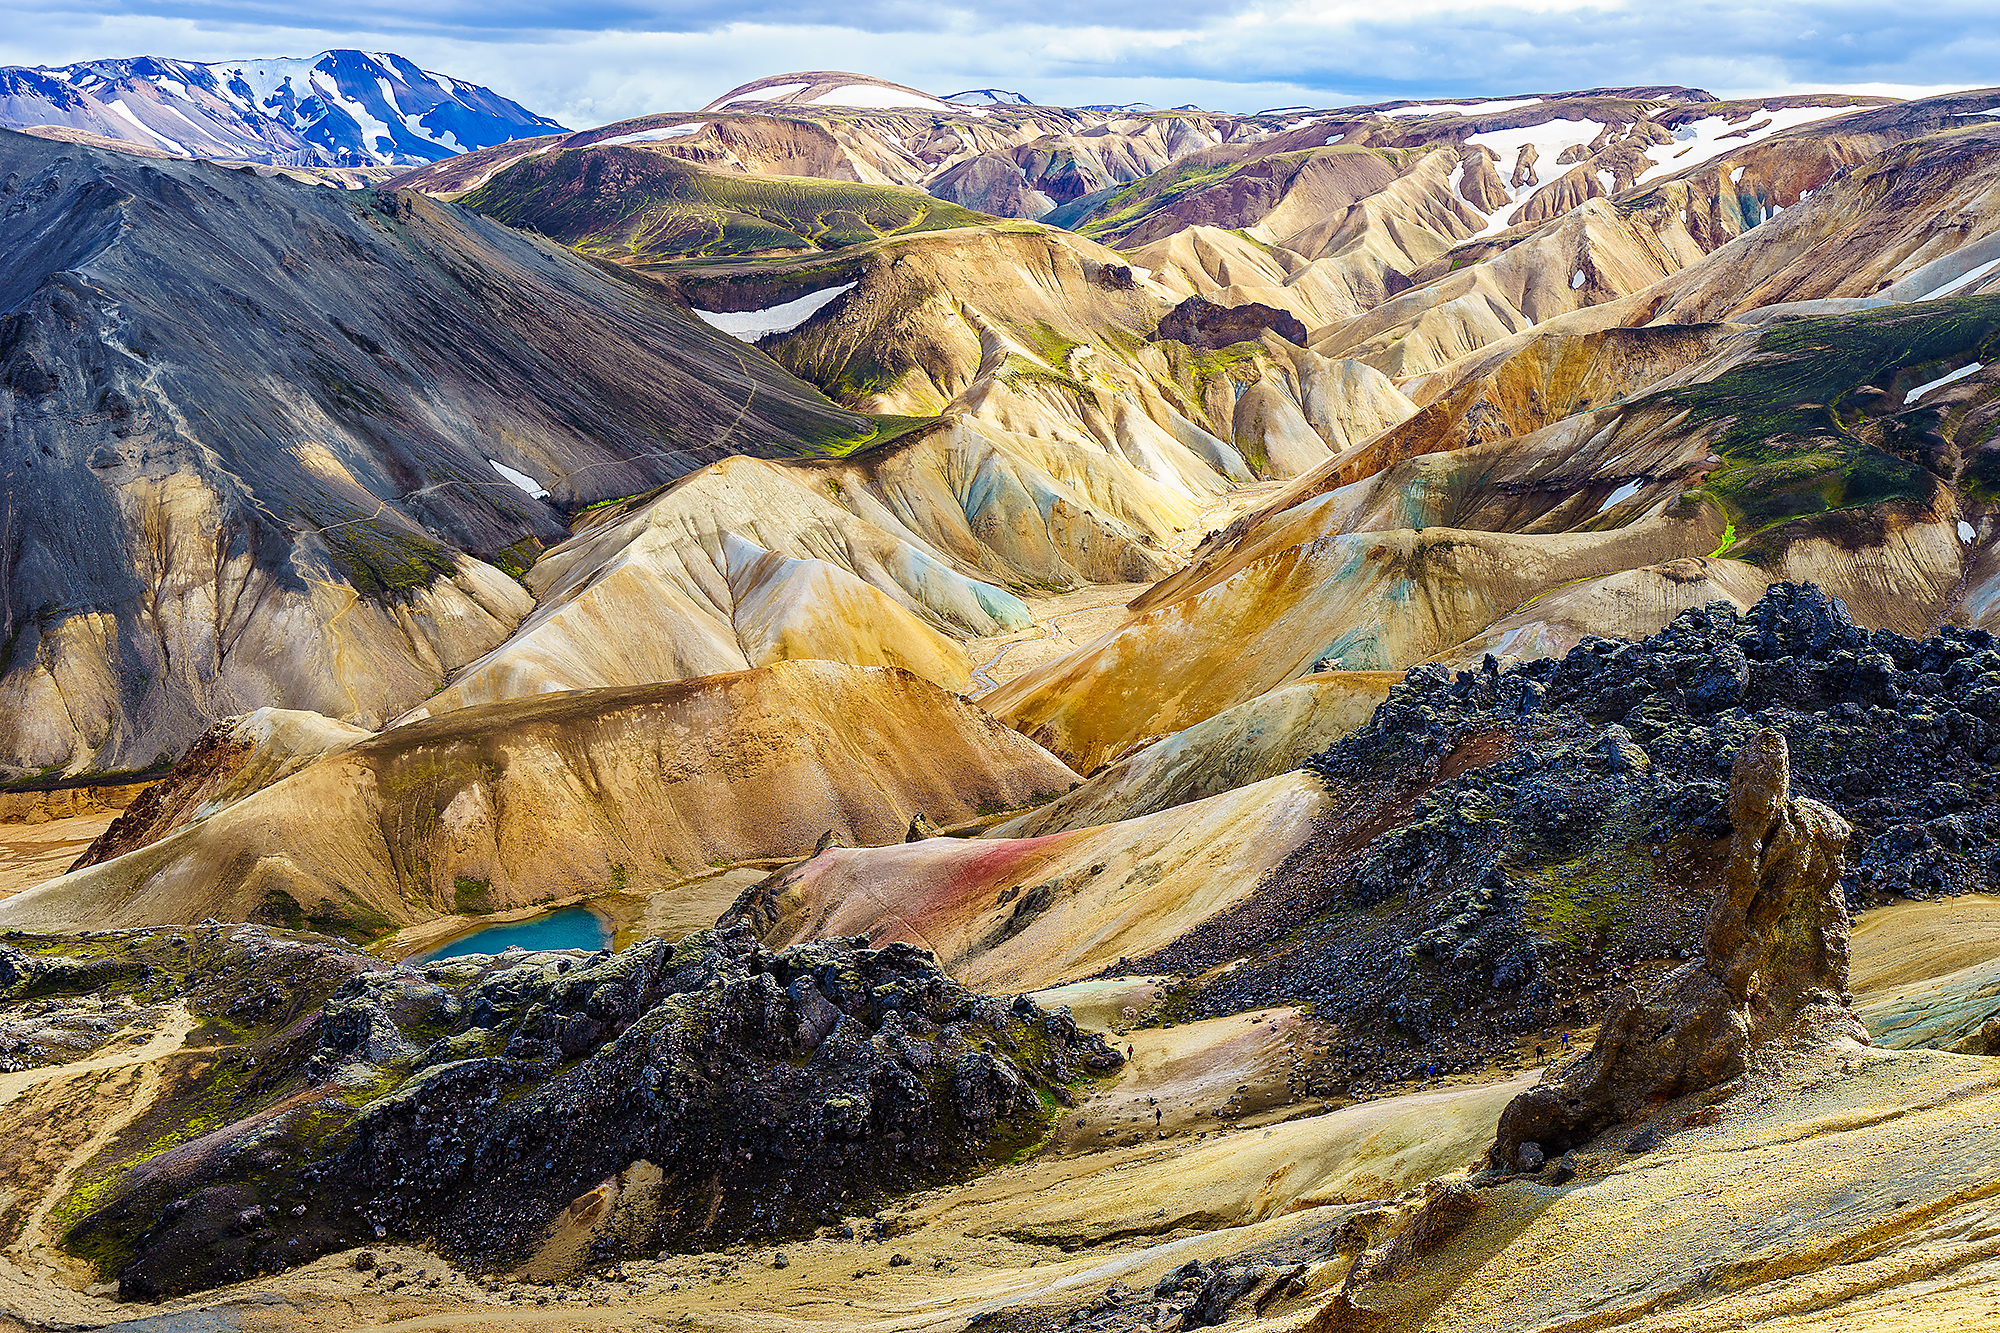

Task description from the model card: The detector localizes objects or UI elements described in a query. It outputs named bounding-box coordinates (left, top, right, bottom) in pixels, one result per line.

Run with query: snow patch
left=807, top=84, right=975, bottom=115
left=1729, top=166, right=1747, bottom=183
left=1570, top=268, right=1586, bottom=289
left=693, top=282, right=859, bottom=341
left=1637, top=106, right=1852, bottom=186
left=1464, top=118, right=1606, bottom=236
left=1960, top=521, right=1977, bottom=543
left=104, top=99, right=188, bottom=154
left=1596, top=479, right=1643, bottom=513
left=716, top=81, right=808, bottom=107
left=403, top=110, right=462, bottom=152
left=1380, top=97, right=1542, bottom=118
left=595, top=122, right=704, bottom=146
left=1920, top=257, right=2000, bottom=302
left=154, top=100, right=236, bottom=150
left=1903, top=362, right=1983, bottom=405
left=489, top=460, right=549, bottom=499
left=314, top=68, right=395, bottom=154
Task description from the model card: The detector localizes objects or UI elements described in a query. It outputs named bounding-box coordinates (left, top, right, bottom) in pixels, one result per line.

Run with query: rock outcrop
left=47, top=923, right=1118, bottom=1298
left=1108, top=585, right=2000, bottom=1101
left=1491, top=729, right=1862, bottom=1165
left=1155, top=295, right=1308, bottom=350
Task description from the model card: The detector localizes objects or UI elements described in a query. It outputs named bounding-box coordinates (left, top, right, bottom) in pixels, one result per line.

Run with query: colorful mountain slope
left=0, top=661, right=1077, bottom=936
left=0, top=129, right=875, bottom=778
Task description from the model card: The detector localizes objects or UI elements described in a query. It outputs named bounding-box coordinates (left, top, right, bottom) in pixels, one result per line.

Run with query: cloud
left=0, top=0, right=1994, bottom=126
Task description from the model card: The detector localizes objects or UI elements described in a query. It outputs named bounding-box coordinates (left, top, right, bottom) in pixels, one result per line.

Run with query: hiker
left=1535, top=1043, right=1546, bottom=1060
left=1562, top=1031, right=1572, bottom=1051
left=1154, top=1107, right=1162, bottom=1127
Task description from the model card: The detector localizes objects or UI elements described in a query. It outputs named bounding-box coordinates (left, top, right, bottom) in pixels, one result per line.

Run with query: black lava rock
left=73, top=925, right=1118, bottom=1299
left=1132, top=584, right=2000, bottom=1053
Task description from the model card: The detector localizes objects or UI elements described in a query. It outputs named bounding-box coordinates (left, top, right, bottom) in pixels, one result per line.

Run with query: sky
left=2, top=1, right=1994, bottom=126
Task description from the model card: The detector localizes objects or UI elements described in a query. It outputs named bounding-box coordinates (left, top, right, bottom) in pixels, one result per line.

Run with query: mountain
left=13, top=58, right=2000, bottom=1333
left=0, top=128, right=873, bottom=778
left=0, top=50, right=564, bottom=166
left=701, top=71, right=972, bottom=114
left=1, top=660, right=1077, bottom=936
left=392, top=70, right=1272, bottom=223
left=947, top=88, right=1033, bottom=106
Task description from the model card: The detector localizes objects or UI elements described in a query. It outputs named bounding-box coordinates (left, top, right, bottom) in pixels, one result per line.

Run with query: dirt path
left=0, top=1004, right=193, bottom=1111
left=968, top=587, right=1150, bottom=696
left=5, top=1005, right=192, bottom=1278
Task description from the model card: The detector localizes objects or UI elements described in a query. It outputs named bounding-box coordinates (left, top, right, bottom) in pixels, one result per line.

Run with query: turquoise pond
left=417, top=907, right=611, bottom=962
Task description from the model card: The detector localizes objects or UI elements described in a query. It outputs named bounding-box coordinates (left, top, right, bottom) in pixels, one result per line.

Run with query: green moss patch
left=1652, top=296, right=2000, bottom=547
left=465, top=151, right=995, bottom=263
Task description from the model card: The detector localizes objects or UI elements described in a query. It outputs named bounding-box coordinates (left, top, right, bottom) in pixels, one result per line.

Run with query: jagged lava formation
left=1153, top=585, right=2000, bottom=1061
left=5, top=923, right=1116, bottom=1298
left=1492, top=728, right=1863, bottom=1166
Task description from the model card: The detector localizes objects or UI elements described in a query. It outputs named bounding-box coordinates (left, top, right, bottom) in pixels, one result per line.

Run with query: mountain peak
left=702, top=71, right=977, bottom=115
left=0, top=49, right=564, bottom=166
left=945, top=88, right=1032, bottom=106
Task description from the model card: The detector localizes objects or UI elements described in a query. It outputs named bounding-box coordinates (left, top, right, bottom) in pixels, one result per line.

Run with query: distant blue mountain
left=0, top=50, right=566, bottom=166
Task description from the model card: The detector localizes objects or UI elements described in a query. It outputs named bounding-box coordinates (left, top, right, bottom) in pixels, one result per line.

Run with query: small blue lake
left=417, top=906, right=611, bottom=962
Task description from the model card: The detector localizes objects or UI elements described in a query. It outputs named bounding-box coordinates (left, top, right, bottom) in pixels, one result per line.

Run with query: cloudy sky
left=3, top=1, right=1993, bottom=125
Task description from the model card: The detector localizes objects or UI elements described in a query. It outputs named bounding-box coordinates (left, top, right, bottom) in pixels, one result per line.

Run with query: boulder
left=1491, top=730, right=1863, bottom=1165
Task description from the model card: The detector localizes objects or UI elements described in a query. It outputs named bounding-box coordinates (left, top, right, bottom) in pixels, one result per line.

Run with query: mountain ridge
left=0, top=49, right=563, bottom=166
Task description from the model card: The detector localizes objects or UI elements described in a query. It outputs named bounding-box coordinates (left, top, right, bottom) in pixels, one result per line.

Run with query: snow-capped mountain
left=944, top=88, right=1032, bottom=106
left=0, top=50, right=565, bottom=166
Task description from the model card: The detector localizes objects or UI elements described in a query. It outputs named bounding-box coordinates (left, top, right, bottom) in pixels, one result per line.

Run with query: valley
left=1, top=56, right=2000, bottom=1333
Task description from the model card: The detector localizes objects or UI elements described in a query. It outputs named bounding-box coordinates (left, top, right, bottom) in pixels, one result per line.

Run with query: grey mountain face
left=0, top=129, right=869, bottom=778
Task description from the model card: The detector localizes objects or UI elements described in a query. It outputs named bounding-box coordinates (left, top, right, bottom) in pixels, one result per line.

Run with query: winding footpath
left=969, top=597, right=1136, bottom=696
left=5, top=1005, right=194, bottom=1280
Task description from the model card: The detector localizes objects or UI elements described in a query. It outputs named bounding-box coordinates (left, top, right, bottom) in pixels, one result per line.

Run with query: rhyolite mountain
left=0, top=51, right=564, bottom=166
left=0, top=127, right=877, bottom=778
left=6, top=59, right=2000, bottom=1333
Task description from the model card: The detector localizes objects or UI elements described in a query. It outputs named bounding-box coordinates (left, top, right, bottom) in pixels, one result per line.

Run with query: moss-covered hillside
left=464, top=148, right=995, bottom=261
